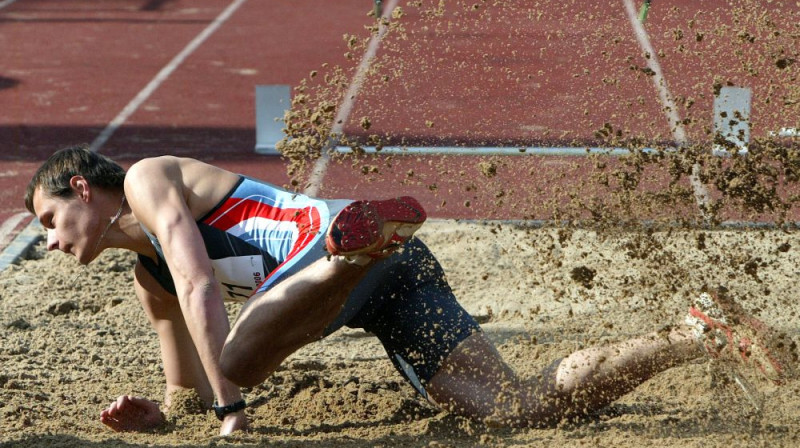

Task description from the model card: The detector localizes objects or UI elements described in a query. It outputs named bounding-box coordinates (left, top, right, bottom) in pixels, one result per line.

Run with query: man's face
left=32, top=186, right=100, bottom=265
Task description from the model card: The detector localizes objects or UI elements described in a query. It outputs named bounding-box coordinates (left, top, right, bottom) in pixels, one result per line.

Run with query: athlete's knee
left=220, top=342, right=263, bottom=387
left=220, top=338, right=288, bottom=387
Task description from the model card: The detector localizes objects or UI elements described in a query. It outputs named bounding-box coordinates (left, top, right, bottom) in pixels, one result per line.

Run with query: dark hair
left=24, top=144, right=126, bottom=214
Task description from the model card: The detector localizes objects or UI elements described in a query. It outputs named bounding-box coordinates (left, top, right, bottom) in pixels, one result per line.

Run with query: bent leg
left=425, top=332, right=538, bottom=424
left=222, top=194, right=427, bottom=388
left=427, top=327, right=703, bottom=426
left=221, top=256, right=374, bottom=387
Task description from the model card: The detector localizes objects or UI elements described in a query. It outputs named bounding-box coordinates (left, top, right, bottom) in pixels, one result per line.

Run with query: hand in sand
left=100, top=395, right=165, bottom=432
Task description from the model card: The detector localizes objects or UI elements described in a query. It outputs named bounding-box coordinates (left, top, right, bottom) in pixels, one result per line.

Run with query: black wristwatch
left=212, top=399, right=247, bottom=421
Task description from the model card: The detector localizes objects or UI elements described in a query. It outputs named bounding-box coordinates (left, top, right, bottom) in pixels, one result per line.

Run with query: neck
left=109, top=195, right=126, bottom=226
left=90, top=194, right=127, bottom=258
left=107, top=197, right=159, bottom=258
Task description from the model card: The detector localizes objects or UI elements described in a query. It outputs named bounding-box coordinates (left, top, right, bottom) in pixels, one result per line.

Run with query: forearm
left=179, top=284, right=243, bottom=405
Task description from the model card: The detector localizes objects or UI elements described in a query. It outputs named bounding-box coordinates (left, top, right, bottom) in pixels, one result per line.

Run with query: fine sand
left=1, top=221, right=798, bottom=447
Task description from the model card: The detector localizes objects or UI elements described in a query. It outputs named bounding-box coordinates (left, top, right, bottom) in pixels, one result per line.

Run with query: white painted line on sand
left=88, top=0, right=249, bottom=153
left=303, top=0, right=399, bottom=197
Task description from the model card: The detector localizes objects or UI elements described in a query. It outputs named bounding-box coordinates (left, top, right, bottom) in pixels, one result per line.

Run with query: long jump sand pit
left=1, top=221, right=798, bottom=447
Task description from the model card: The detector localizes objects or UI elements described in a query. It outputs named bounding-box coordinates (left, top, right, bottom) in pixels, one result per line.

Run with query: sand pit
left=1, top=221, right=798, bottom=447
left=2, top=0, right=798, bottom=446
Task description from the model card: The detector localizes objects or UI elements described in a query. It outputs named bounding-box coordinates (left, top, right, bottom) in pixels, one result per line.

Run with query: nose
left=46, top=228, right=59, bottom=251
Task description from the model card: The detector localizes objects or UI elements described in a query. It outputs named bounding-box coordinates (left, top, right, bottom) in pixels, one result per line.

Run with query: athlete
left=25, top=145, right=785, bottom=436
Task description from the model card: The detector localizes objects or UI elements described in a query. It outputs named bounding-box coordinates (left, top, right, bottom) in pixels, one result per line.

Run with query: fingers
left=101, top=395, right=136, bottom=431
left=99, top=395, right=163, bottom=432
left=103, top=395, right=137, bottom=418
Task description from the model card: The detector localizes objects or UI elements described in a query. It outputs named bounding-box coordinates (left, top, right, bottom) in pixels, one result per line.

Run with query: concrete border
left=0, top=218, right=42, bottom=272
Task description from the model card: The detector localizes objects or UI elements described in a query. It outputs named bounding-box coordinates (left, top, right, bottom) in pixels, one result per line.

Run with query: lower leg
left=550, top=326, right=703, bottom=419
left=427, top=327, right=703, bottom=426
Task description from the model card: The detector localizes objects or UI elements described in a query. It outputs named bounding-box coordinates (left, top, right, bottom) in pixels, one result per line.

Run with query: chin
left=76, top=252, right=94, bottom=266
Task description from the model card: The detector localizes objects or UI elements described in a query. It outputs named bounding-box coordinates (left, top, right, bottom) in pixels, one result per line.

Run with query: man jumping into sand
left=25, top=145, right=785, bottom=436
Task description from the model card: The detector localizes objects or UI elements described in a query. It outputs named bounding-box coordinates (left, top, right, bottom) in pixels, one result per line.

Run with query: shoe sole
left=690, top=290, right=786, bottom=385
left=326, top=196, right=426, bottom=257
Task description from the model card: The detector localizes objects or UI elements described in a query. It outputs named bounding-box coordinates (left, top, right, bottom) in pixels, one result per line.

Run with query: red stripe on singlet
left=203, top=197, right=323, bottom=294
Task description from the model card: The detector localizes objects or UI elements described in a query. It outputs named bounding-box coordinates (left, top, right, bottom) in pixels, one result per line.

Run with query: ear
left=69, top=175, right=91, bottom=202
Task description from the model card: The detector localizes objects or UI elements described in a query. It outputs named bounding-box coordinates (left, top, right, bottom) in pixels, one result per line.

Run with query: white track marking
left=0, top=0, right=248, bottom=269
left=305, top=0, right=711, bottom=214
left=0, top=0, right=35, bottom=266
left=303, top=0, right=400, bottom=197
left=622, top=0, right=686, bottom=143
left=88, top=0, right=248, bottom=153
left=622, top=0, right=711, bottom=215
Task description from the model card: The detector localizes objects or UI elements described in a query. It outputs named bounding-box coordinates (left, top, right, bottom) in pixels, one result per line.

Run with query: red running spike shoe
left=326, top=196, right=426, bottom=261
left=685, top=289, right=785, bottom=385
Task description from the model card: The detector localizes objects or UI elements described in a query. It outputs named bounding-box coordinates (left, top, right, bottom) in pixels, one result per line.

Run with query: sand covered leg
left=426, top=327, right=702, bottom=426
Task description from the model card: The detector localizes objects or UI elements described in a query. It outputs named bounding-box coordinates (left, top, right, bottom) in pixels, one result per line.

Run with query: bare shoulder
left=125, top=155, right=183, bottom=183
left=127, top=156, right=231, bottom=180
left=125, top=156, right=240, bottom=218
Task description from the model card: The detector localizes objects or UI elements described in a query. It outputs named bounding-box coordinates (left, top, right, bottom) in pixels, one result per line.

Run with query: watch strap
left=212, top=399, right=246, bottom=421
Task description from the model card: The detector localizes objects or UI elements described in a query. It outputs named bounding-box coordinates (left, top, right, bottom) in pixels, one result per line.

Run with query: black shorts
left=326, top=238, right=481, bottom=397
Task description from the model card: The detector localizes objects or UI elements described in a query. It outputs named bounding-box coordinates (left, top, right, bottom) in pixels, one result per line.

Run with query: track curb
left=0, top=218, right=42, bottom=272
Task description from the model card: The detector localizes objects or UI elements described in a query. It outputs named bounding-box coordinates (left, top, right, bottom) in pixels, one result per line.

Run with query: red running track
left=1, top=0, right=798, bottom=256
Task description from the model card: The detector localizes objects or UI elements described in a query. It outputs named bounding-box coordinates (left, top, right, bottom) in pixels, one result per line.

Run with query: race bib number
left=210, top=256, right=267, bottom=302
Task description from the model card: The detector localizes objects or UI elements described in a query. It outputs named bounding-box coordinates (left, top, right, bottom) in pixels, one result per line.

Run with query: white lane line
left=303, top=0, right=399, bottom=197
left=622, top=0, right=711, bottom=214
left=88, top=0, right=248, bottom=153
left=0, top=0, right=19, bottom=10
left=622, top=0, right=686, bottom=143
left=0, top=212, right=30, bottom=245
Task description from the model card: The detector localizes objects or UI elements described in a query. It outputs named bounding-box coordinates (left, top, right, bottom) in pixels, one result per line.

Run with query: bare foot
left=100, top=395, right=165, bottom=432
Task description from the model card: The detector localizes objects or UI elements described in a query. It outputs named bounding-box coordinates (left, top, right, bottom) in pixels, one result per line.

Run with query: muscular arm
left=124, top=157, right=244, bottom=434
left=101, top=262, right=228, bottom=434
left=134, top=262, right=213, bottom=408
